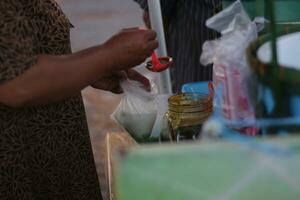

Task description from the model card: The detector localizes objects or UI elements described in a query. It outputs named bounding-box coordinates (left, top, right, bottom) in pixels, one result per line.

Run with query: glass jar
left=164, top=93, right=213, bottom=142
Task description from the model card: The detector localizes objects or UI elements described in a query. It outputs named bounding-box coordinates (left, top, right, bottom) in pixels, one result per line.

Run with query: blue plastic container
left=181, top=82, right=209, bottom=95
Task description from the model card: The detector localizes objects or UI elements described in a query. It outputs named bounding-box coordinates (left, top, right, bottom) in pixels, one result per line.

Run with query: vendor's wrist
left=100, top=43, right=123, bottom=71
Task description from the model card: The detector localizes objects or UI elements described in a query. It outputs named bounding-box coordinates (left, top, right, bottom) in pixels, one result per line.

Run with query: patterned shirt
left=0, top=1, right=102, bottom=199
left=134, top=0, right=222, bottom=92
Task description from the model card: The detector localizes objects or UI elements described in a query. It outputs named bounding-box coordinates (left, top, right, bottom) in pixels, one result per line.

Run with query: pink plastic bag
left=200, top=1, right=262, bottom=135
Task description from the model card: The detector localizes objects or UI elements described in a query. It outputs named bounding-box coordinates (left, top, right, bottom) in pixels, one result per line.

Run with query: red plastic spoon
left=146, top=52, right=173, bottom=72
left=139, top=27, right=173, bottom=72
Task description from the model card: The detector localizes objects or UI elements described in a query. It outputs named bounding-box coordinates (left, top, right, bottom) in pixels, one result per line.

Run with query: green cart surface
left=117, top=137, right=300, bottom=200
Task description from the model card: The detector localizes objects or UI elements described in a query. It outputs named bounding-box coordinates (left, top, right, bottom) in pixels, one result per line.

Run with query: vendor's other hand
left=92, top=69, right=150, bottom=94
left=104, top=28, right=158, bottom=71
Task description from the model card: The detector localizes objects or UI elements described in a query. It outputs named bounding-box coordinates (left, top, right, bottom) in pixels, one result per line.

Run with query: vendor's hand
left=92, top=69, right=150, bottom=94
left=91, top=71, right=124, bottom=94
left=104, top=28, right=158, bottom=71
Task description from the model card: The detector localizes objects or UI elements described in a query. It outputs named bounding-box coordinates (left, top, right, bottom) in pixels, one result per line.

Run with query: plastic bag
left=200, top=0, right=260, bottom=127
left=112, top=80, right=158, bottom=142
left=151, top=94, right=171, bottom=138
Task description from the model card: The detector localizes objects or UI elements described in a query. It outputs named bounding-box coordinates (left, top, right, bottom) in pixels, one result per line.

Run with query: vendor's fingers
left=148, top=40, right=159, bottom=51
left=111, top=85, right=123, bottom=94
left=104, top=75, right=124, bottom=94
left=143, top=41, right=159, bottom=58
left=105, top=78, right=123, bottom=94
left=107, top=73, right=124, bottom=94
left=145, top=30, right=157, bottom=41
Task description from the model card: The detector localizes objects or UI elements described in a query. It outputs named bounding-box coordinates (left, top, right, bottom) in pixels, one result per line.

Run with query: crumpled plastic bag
left=112, top=79, right=158, bottom=142
left=200, top=0, right=262, bottom=128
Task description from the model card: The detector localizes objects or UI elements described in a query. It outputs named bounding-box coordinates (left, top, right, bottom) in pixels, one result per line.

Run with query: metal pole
left=147, top=0, right=172, bottom=94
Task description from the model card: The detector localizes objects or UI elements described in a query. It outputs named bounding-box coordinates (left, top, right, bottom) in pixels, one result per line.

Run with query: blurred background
left=57, top=0, right=146, bottom=198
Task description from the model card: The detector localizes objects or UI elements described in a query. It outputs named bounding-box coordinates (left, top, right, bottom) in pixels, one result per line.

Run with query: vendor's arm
left=0, top=28, right=157, bottom=108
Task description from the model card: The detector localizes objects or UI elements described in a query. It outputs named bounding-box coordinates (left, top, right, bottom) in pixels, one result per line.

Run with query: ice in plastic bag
left=200, top=0, right=260, bottom=126
left=112, top=80, right=158, bottom=142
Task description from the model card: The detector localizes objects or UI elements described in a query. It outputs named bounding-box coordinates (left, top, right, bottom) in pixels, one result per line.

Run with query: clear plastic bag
left=112, top=80, right=158, bottom=142
left=200, top=0, right=260, bottom=124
